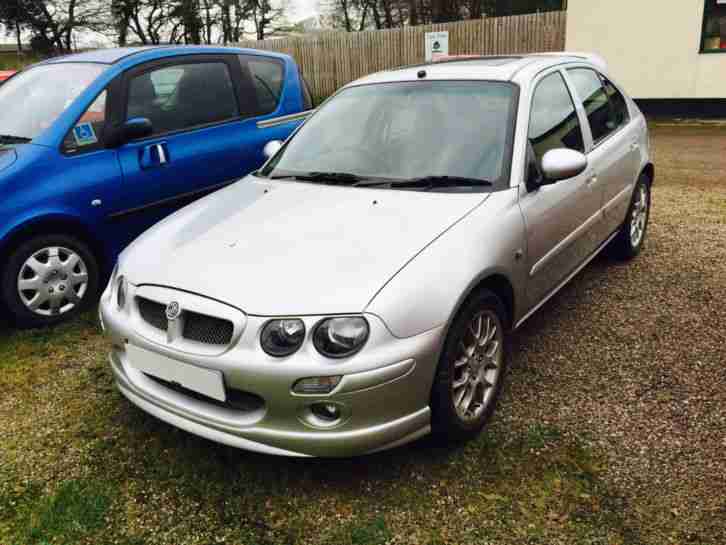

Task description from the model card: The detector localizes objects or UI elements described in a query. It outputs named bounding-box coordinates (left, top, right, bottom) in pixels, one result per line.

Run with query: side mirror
left=540, top=148, right=588, bottom=184
left=263, top=140, right=283, bottom=159
left=107, top=117, right=153, bottom=147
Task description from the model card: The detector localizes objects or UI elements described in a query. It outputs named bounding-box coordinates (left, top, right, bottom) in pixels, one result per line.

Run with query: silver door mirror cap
left=540, top=148, right=588, bottom=183
left=263, top=140, right=283, bottom=159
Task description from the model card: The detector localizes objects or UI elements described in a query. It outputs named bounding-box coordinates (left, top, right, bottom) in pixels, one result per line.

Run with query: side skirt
left=514, top=229, right=620, bottom=330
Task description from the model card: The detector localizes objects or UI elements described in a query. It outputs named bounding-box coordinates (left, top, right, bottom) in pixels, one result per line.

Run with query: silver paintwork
left=263, top=139, right=283, bottom=158
left=540, top=149, right=588, bottom=182
left=18, top=246, right=88, bottom=316
left=101, top=53, right=652, bottom=457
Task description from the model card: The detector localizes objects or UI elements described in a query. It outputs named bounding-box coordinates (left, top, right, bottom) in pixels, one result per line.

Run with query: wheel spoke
left=65, top=289, right=81, bottom=305
left=469, top=315, right=482, bottom=341
left=458, top=382, right=476, bottom=414
left=485, top=340, right=499, bottom=360
left=69, top=272, right=88, bottom=286
left=18, top=277, right=43, bottom=291
left=63, top=253, right=81, bottom=273
left=452, top=372, right=469, bottom=390
left=27, top=292, right=50, bottom=310
left=25, top=255, right=50, bottom=276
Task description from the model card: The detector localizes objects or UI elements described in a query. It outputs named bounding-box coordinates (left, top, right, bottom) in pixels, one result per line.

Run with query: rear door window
left=567, top=68, right=628, bottom=146
left=601, top=75, right=630, bottom=129
left=528, top=71, right=585, bottom=163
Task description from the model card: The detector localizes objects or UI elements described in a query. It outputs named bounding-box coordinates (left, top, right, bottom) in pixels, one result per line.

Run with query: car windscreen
left=0, top=63, right=107, bottom=141
left=262, top=80, right=517, bottom=189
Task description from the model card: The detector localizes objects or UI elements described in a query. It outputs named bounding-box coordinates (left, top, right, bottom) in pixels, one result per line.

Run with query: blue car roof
left=41, top=45, right=290, bottom=66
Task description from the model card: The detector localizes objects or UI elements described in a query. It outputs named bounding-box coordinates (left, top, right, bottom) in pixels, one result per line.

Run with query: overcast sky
left=0, top=0, right=320, bottom=46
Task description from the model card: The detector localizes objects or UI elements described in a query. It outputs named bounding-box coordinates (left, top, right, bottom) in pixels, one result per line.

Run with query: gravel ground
left=0, top=123, right=724, bottom=545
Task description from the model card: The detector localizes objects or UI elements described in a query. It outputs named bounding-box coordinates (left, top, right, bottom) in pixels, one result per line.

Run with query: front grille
left=182, top=312, right=234, bottom=345
left=136, top=296, right=234, bottom=346
left=137, top=297, right=168, bottom=331
left=146, top=374, right=264, bottom=412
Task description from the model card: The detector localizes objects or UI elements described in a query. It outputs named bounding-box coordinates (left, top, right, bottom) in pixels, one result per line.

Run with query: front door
left=519, top=70, right=603, bottom=311
left=107, top=54, right=274, bottom=248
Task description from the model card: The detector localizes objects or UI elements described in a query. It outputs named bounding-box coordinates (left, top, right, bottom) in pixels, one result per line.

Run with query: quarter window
left=300, top=71, right=314, bottom=110
left=244, top=56, right=284, bottom=115
left=62, top=90, right=107, bottom=153
left=528, top=71, right=585, bottom=163
left=702, top=0, right=726, bottom=52
left=126, top=62, right=239, bottom=137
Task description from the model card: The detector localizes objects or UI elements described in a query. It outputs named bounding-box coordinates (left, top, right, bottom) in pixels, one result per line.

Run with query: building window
left=701, top=0, right=726, bottom=53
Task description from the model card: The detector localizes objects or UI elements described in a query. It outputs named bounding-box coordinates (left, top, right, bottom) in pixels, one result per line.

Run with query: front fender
left=365, top=188, right=527, bottom=339
left=0, top=209, right=110, bottom=270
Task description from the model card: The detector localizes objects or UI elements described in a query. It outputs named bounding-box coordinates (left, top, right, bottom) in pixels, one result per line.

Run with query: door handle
left=631, top=139, right=640, bottom=151
left=139, top=142, right=169, bottom=169
left=587, top=173, right=598, bottom=185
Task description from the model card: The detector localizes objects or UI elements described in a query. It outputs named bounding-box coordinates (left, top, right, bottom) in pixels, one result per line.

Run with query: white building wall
left=566, top=0, right=726, bottom=99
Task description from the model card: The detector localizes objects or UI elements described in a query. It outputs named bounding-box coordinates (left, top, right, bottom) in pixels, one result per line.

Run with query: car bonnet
left=120, top=177, right=490, bottom=316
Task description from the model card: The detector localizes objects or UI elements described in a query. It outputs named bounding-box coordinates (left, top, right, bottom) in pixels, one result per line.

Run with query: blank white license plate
left=127, top=344, right=226, bottom=402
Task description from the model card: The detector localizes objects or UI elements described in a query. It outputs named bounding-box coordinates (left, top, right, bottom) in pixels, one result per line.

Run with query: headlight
left=313, top=317, right=369, bottom=358
left=116, top=275, right=126, bottom=309
left=261, top=319, right=305, bottom=357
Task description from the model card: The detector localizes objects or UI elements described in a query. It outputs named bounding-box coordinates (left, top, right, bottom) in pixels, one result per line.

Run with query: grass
left=0, top=316, right=639, bottom=545
left=1, top=126, right=725, bottom=545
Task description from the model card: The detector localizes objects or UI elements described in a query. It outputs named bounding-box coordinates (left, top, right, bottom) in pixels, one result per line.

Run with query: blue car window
left=62, top=90, right=107, bottom=154
left=245, top=57, right=284, bottom=115
left=126, top=62, right=239, bottom=137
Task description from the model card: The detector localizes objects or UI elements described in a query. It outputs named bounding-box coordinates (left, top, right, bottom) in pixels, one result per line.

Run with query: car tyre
left=1, top=234, right=99, bottom=328
left=609, top=174, right=651, bottom=260
left=430, top=288, right=509, bottom=443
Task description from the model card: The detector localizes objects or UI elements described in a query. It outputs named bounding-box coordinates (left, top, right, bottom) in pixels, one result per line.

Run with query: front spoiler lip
left=111, top=354, right=431, bottom=458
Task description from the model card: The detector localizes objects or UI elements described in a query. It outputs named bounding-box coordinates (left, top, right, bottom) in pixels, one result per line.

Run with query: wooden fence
left=236, top=11, right=566, bottom=98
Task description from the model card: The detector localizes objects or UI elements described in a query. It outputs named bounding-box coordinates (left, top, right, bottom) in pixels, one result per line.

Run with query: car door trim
left=602, top=182, right=634, bottom=215
left=256, top=109, right=315, bottom=129
left=529, top=206, right=603, bottom=277
left=517, top=228, right=620, bottom=329
left=107, top=178, right=236, bottom=220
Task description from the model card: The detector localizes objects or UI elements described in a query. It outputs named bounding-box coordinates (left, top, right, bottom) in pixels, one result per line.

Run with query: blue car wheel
left=2, top=234, right=99, bottom=328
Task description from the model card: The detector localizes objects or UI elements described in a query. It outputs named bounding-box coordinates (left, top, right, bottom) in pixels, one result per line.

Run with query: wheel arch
left=641, top=162, right=655, bottom=186
left=0, top=214, right=110, bottom=275
left=447, top=271, right=517, bottom=334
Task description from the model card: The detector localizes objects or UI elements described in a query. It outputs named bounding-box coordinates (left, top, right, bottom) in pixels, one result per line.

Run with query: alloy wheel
left=451, top=310, right=504, bottom=422
left=17, top=246, right=89, bottom=316
left=630, top=183, right=649, bottom=248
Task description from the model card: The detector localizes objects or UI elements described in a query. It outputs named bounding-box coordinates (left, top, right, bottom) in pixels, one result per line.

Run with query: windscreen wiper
left=356, top=175, right=493, bottom=190
left=0, top=134, right=31, bottom=144
left=269, top=171, right=365, bottom=185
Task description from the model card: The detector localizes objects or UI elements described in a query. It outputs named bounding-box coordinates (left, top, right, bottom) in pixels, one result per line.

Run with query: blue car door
left=107, top=54, right=289, bottom=247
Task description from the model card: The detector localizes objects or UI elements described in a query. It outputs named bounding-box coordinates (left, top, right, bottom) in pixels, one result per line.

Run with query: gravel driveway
left=1, top=123, right=724, bottom=545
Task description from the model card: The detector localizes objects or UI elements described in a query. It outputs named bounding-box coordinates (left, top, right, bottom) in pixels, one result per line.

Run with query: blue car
left=0, top=46, right=312, bottom=327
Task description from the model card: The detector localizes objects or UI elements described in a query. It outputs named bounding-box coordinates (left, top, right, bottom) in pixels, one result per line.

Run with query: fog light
left=310, top=402, right=341, bottom=422
left=292, top=375, right=342, bottom=395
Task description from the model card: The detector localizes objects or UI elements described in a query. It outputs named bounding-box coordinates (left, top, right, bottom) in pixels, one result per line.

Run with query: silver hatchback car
left=100, top=53, right=653, bottom=457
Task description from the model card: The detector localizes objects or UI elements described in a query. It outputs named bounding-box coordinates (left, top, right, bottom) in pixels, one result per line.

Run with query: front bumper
left=101, top=285, right=444, bottom=457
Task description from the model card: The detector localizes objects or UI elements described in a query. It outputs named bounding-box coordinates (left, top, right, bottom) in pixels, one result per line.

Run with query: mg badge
left=166, top=301, right=181, bottom=321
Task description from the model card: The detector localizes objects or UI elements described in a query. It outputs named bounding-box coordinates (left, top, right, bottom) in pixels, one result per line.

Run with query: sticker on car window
left=72, top=123, right=98, bottom=146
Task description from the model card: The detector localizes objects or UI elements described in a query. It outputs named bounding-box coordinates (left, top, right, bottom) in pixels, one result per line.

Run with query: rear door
left=519, top=69, right=602, bottom=310
left=108, top=54, right=291, bottom=247
left=565, top=68, right=641, bottom=237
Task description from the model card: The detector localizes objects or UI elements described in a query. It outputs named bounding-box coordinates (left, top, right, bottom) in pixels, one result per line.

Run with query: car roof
left=38, top=45, right=290, bottom=66
left=346, top=52, right=606, bottom=87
